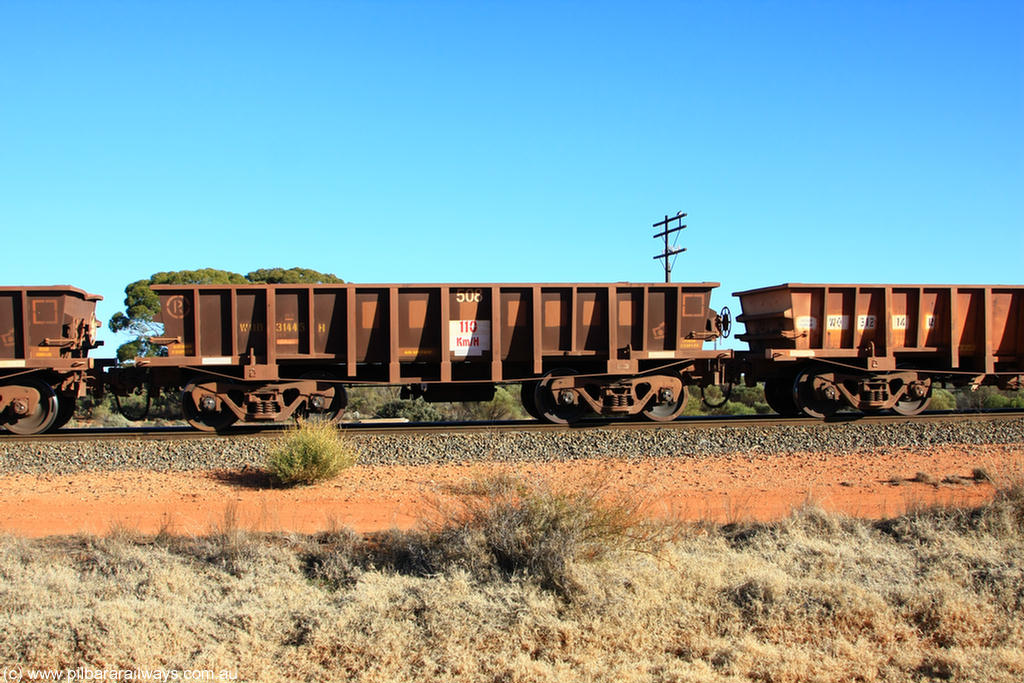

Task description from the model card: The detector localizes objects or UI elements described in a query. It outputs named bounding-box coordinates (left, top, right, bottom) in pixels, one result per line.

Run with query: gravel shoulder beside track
left=1, top=416, right=1022, bottom=475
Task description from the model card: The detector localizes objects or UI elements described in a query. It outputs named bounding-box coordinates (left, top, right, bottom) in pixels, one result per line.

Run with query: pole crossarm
left=652, top=211, right=687, bottom=283
left=653, top=226, right=686, bottom=239
left=653, top=248, right=685, bottom=260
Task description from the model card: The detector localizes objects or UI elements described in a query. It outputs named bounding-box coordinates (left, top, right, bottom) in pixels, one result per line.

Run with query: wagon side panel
left=0, top=291, right=23, bottom=362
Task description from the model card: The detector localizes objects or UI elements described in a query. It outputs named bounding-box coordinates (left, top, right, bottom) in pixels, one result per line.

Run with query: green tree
left=929, top=388, right=956, bottom=411
left=444, top=385, right=527, bottom=420
left=109, top=267, right=342, bottom=361
left=345, top=387, right=399, bottom=419
left=247, top=267, right=344, bottom=284
left=376, top=398, right=444, bottom=422
left=682, top=383, right=767, bottom=416
left=954, top=386, right=1024, bottom=410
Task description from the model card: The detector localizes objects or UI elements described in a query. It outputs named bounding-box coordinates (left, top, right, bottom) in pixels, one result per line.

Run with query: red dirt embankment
left=0, top=444, right=1020, bottom=538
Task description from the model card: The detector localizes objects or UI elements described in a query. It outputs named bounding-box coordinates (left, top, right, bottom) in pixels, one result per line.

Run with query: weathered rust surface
left=0, top=286, right=103, bottom=433
left=141, top=282, right=727, bottom=383
left=735, top=283, right=1024, bottom=417
left=133, top=282, right=729, bottom=426
left=734, top=283, right=1024, bottom=374
left=0, top=286, right=102, bottom=369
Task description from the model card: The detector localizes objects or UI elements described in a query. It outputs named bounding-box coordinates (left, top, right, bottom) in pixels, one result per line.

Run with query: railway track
left=4, top=409, right=1023, bottom=443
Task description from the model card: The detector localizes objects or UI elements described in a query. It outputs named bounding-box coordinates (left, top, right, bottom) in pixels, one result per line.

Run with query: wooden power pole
left=652, top=211, right=686, bottom=283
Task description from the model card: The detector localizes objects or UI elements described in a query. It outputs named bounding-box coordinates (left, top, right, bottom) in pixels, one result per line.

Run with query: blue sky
left=2, top=1, right=1021, bottom=355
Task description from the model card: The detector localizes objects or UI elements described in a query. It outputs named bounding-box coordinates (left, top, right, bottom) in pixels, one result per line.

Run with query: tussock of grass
left=265, top=420, right=358, bottom=486
left=300, top=474, right=673, bottom=599
left=1, top=472, right=1022, bottom=682
left=972, top=466, right=993, bottom=482
left=912, top=470, right=939, bottom=486
left=362, top=474, right=675, bottom=598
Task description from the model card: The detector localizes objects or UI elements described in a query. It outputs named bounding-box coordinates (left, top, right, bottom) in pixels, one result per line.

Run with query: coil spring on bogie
left=860, top=381, right=889, bottom=405
left=249, top=400, right=277, bottom=415
left=604, top=391, right=632, bottom=408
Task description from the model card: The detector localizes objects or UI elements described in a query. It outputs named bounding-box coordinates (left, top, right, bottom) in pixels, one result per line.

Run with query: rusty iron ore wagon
left=735, top=283, right=1024, bottom=418
left=0, top=286, right=103, bottom=433
left=129, top=282, right=732, bottom=429
left=3, top=278, right=1023, bottom=434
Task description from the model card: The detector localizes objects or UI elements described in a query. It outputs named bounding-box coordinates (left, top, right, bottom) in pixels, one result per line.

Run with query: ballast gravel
left=0, top=417, right=1022, bottom=475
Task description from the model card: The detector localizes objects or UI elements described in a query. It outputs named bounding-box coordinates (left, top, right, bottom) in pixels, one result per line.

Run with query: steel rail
left=2, top=409, right=1023, bottom=443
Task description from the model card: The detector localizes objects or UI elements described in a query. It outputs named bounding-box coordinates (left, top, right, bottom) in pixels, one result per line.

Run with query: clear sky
left=2, top=1, right=1021, bottom=356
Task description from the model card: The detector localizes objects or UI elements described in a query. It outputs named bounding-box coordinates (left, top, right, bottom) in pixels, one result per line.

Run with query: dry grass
left=265, top=420, right=359, bottom=486
left=912, top=470, right=940, bottom=486
left=1, top=472, right=1022, bottom=682
left=302, top=473, right=676, bottom=599
left=374, top=472, right=681, bottom=598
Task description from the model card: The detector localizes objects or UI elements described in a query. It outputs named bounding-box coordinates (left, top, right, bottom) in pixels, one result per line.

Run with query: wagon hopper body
left=0, top=286, right=103, bottom=433
left=135, top=282, right=729, bottom=429
left=735, top=283, right=1024, bottom=418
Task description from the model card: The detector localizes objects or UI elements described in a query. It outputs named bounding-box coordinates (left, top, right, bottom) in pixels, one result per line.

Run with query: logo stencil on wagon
left=166, top=295, right=191, bottom=319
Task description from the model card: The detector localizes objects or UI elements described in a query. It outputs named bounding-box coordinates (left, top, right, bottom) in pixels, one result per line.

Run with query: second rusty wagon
left=735, top=283, right=1024, bottom=418
left=133, top=282, right=731, bottom=429
left=0, top=286, right=104, bottom=433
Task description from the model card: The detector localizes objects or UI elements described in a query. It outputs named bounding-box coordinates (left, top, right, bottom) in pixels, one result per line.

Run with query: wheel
left=641, top=373, right=688, bottom=422
left=49, top=393, right=78, bottom=431
left=520, top=381, right=542, bottom=420
left=893, top=379, right=932, bottom=416
left=792, top=367, right=842, bottom=419
left=1, top=379, right=59, bottom=435
left=181, top=381, right=238, bottom=432
left=534, top=369, right=585, bottom=424
left=763, top=378, right=800, bottom=417
left=300, top=372, right=347, bottom=423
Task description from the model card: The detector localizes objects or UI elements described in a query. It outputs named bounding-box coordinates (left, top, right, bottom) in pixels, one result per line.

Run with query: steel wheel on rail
left=1, top=378, right=59, bottom=435
left=181, top=381, right=238, bottom=432
left=763, top=378, right=800, bottom=417
left=50, top=392, right=78, bottom=431
left=300, top=371, right=348, bottom=423
left=534, top=369, right=585, bottom=424
left=520, top=381, right=542, bottom=420
left=893, top=378, right=932, bottom=416
left=792, top=367, right=842, bottom=420
left=641, top=373, right=689, bottom=422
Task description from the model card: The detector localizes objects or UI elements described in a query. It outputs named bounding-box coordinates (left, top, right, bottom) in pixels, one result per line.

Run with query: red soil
left=0, top=444, right=1020, bottom=538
